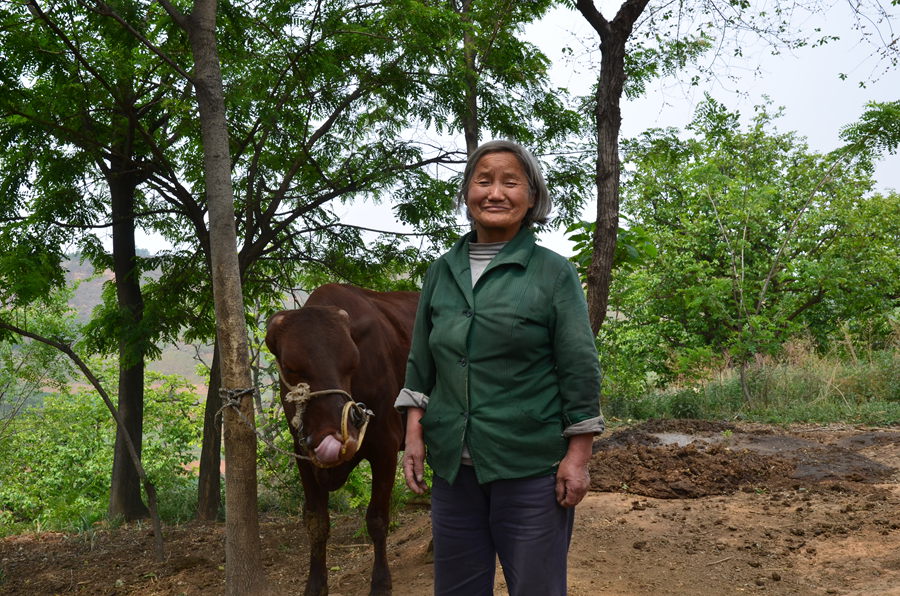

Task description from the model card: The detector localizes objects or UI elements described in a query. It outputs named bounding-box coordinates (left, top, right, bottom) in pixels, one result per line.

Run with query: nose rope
left=275, top=360, right=372, bottom=468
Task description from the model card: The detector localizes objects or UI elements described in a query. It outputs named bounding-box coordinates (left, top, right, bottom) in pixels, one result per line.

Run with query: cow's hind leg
left=366, top=453, right=397, bottom=595
left=301, top=466, right=330, bottom=596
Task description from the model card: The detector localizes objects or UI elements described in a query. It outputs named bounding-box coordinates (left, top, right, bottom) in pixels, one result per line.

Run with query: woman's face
left=466, top=151, right=534, bottom=243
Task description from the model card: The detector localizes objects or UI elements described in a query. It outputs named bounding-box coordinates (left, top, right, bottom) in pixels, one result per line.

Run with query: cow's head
left=265, top=306, right=370, bottom=467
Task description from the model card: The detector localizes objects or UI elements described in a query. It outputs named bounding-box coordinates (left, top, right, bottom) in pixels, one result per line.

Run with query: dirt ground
left=2, top=419, right=899, bottom=595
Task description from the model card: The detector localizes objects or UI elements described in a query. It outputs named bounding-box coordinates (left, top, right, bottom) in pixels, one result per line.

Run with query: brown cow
left=265, top=283, right=418, bottom=596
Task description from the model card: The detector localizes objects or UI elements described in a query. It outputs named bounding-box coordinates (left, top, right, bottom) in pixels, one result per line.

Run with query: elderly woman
left=395, top=140, right=603, bottom=596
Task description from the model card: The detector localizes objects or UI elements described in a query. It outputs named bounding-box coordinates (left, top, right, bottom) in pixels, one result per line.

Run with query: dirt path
left=2, top=420, right=899, bottom=595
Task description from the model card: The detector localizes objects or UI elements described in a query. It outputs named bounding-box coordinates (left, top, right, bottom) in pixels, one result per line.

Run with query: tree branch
left=84, top=0, right=195, bottom=84
left=27, top=1, right=117, bottom=98
left=0, top=319, right=165, bottom=560
left=154, top=0, right=190, bottom=32
left=755, top=154, right=849, bottom=315
left=575, top=0, right=610, bottom=39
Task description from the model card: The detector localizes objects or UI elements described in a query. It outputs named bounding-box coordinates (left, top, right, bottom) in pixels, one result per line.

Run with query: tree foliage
left=597, top=97, right=900, bottom=399
left=570, top=0, right=899, bottom=334
left=0, top=0, right=585, bottom=530
left=0, top=290, right=78, bottom=442
left=1, top=0, right=588, bottom=348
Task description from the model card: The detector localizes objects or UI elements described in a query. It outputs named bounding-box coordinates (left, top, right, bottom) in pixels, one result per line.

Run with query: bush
left=0, top=388, right=112, bottom=534
left=666, top=389, right=703, bottom=419
left=0, top=369, right=202, bottom=535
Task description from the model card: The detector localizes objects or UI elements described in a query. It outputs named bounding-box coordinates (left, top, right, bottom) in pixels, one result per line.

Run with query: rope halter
left=277, top=362, right=373, bottom=469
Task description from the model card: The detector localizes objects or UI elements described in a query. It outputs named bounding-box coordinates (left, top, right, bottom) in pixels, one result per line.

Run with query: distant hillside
left=63, top=255, right=211, bottom=386
left=151, top=343, right=213, bottom=387
left=66, top=256, right=111, bottom=323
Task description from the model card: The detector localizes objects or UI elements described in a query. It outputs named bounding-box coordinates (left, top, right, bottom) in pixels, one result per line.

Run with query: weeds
left=76, top=515, right=99, bottom=550
left=610, top=338, right=900, bottom=425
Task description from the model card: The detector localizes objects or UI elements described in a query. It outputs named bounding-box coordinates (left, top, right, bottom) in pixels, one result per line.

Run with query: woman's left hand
left=555, top=434, right=593, bottom=507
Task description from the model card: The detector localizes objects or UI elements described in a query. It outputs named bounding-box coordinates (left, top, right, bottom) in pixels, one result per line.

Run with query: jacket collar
left=443, top=226, right=536, bottom=306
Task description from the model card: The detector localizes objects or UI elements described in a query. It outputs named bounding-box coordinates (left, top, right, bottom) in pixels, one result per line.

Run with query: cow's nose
left=349, top=404, right=364, bottom=428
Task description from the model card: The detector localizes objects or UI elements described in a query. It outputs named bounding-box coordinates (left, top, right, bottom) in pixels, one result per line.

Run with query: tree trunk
left=106, top=166, right=150, bottom=521
left=585, top=49, right=622, bottom=336
left=196, top=341, right=222, bottom=520
left=186, top=1, right=269, bottom=592
left=576, top=0, right=649, bottom=336
left=459, top=0, right=479, bottom=155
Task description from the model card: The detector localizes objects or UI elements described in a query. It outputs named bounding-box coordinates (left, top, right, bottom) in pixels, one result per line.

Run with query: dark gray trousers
left=430, top=465, right=575, bottom=596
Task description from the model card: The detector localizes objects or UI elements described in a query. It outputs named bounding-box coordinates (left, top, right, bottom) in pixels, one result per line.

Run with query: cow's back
left=306, top=283, right=418, bottom=360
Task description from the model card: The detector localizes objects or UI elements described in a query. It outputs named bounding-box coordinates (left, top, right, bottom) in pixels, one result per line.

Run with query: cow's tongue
left=315, top=434, right=343, bottom=463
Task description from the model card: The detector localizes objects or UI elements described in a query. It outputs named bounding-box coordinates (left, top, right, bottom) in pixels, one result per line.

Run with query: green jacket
left=404, top=227, right=601, bottom=484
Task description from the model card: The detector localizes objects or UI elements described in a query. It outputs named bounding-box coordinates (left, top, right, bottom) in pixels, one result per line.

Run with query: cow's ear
left=338, top=308, right=365, bottom=340
left=265, top=312, right=286, bottom=354
left=266, top=313, right=286, bottom=337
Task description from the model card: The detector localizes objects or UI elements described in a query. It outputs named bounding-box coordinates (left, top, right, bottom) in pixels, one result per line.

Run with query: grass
left=605, top=340, right=900, bottom=426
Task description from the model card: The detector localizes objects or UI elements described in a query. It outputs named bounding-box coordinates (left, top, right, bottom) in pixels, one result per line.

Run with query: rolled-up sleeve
left=563, top=416, right=605, bottom=437
left=394, top=387, right=430, bottom=412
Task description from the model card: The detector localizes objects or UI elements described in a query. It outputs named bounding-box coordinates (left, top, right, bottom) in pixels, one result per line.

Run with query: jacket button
left=463, top=309, right=473, bottom=317
left=458, top=358, right=467, bottom=367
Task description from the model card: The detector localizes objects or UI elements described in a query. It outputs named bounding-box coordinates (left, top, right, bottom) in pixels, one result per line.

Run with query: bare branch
left=0, top=319, right=165, bottom=560
left=706, top=189, right=751, bottom=321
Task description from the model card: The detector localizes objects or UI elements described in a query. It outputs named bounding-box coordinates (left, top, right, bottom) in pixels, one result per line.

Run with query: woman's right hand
left=403, top=407, right=428, bottom=494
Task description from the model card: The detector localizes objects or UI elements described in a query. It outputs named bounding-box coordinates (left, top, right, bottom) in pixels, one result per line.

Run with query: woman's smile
left=466, top=152, right=534, bottom=243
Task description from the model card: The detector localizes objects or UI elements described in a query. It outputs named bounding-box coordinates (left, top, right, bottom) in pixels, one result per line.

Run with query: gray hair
left=457, top=140, right=551, bottom=228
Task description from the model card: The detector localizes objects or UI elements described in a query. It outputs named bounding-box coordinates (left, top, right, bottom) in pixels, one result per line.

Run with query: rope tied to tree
left=216, top=387, right=261, bottom=428
left=216, top=385, right=317, bottom=462
left=218, top=386, right=258, bottom=409
left=214, top=364, right=374, bottom=468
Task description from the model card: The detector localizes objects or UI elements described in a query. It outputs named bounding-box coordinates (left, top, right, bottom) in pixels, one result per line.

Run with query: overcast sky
left=534, top=3, right=898, bottom=187
left=525, top=2, right=898, bottom=254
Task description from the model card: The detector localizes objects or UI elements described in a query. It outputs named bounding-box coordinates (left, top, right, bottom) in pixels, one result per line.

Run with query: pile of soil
left=2, top=420, right=898, bottom=595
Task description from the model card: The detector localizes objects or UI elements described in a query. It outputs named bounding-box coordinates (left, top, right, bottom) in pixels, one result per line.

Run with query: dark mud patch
left=590, top=419, right=898, bottom=498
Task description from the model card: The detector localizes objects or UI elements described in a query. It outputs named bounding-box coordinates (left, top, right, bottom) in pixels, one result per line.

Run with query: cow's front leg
left=366, top=453, right=397, bottom=595
left=301, top=466, right=330, bottom=596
